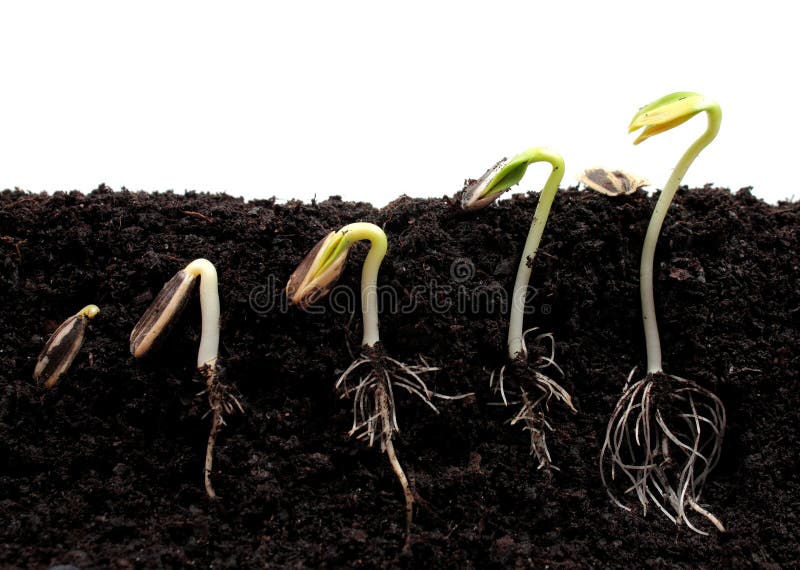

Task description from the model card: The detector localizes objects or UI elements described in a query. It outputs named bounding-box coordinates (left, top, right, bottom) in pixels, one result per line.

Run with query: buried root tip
left=198, top=362, right=244, bottom=500
left=336, top=348, right=472, bottom=549
left=510, top=386, right=558, bottom=471
left=600, top=371, right=727, bottom=534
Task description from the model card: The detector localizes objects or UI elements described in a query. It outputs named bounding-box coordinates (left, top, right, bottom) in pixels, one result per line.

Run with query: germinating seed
left=33, top=305, right=99, bottom=389
left=129, top=269, right=195, bottom=358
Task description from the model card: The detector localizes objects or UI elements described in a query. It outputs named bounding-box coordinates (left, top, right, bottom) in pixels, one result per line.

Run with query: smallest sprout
left=34, top=304, right=99, bottom=389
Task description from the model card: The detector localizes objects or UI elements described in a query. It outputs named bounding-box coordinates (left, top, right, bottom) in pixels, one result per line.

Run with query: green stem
left=640, top=107, right=721, bottom=373
left=339, top=223, right=388, bottom=347
left=508, top=149, right=564, bottom=360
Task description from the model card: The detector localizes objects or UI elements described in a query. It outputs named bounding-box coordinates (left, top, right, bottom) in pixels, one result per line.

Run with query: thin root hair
left=199, top=366, right=244, bottom=500
left=509, top=386, right=558, bottom=470
left=492, top=330, right=573, bottom=411
left=335, top=352, right=472, bottom=550
left=336, top=354, right=471, bottom=446
left=599, top=372, right=727, bottom=534
left=490, top=331, right=575, bottom=469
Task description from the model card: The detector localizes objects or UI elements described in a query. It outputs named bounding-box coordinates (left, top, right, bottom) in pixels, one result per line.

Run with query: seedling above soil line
left=462, top=147, right=575, bottom=470
left=600, top=92, right=727, bottom=535
left=130, top=258, right=242, bottom=500
left=287, top=222, right=470, bottom=550
left=33, top=304, right=99, bottom=389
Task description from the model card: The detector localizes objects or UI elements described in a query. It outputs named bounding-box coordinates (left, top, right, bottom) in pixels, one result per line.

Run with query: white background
left=1, top=2, right=797, bottom=206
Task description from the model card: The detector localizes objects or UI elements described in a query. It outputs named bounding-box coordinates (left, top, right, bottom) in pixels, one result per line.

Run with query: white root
left=490, top=329, right=575, bottom=469
left=600, top=371, right=726, bottom=534
left=200, top=363, right=244, bottom=500
left=335, top=351, right=472, bottom=549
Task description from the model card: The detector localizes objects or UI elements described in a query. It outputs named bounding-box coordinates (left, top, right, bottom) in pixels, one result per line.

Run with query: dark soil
left=1, top=184, right=798, bottom=568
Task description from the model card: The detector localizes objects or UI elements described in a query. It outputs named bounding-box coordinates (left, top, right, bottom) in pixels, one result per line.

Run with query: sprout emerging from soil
left=600, top=92, right=727, bottom=534
left=287, top=222, right=469, bottom=549
left=33, top=304, right=99, bottom=389
left=130, top=258, right=241, bottom=500
left=463, top=147, right=575, bottom=469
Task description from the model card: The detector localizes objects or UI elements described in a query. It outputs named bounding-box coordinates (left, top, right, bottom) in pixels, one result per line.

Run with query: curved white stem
left=185, top=258, right=220, bottom=369
left=337, top=223, right=388, bottom=348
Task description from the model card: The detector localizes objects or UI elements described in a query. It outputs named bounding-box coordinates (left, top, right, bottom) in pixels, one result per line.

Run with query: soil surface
left=1, top=185, right=798, bottom=568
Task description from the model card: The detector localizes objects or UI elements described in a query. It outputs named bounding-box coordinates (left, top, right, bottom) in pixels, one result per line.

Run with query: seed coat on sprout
left=131, top=258, right=239, bottom=499
left=288, top=222, right=470, bottom=550
left=462, top=147, right=575, bottom=469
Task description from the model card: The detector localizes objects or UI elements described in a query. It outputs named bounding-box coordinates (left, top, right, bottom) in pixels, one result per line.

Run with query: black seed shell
left=130, top=270, right=197, bottom=357
left=33, top=314, right=89, bottom=389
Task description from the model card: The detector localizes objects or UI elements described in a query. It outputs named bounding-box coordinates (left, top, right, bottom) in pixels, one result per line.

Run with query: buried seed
left=34, top=304, right=100, bottom=389
left=131, top=258, right=241, bottom=499
left=130, top=269, right=196, bottom=358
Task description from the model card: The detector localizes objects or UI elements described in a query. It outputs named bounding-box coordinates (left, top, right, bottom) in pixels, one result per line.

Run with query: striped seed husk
left=33, top=313, right=90, bottom=389
left=130, top=269, right=198, bottom=358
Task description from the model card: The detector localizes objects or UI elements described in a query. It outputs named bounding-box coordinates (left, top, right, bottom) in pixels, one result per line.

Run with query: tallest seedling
left=600, top=92, right=727, bottom=534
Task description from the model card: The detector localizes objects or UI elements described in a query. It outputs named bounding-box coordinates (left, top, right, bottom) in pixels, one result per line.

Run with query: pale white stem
left=184, top=258, right=220, bottom=369
left=338, top=223, right=388, bottom=348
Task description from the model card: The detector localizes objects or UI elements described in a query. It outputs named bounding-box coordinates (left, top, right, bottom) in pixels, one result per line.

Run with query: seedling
left=580, top=167, right=649, bottom=196
left=462, top=147, right=575, bottom=469
left=600, top=92, right=727, bottom=534
left=33, top=304, right=99, bottom=389
left=287, top=222, right=468, bottom=550
left=130, top=258, right=241, bottom=499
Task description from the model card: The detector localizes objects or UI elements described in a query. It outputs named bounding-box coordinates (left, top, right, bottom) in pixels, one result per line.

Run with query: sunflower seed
left=34, top=313, right=90, bottom=388
left=130, top=270, right=198, bottom=358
